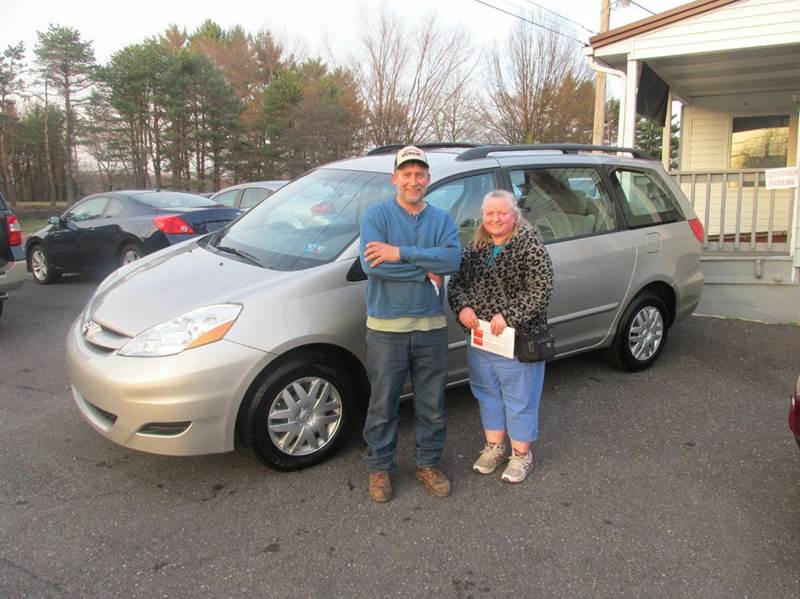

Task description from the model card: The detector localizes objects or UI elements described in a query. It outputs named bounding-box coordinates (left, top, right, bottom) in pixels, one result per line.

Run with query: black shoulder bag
left=490, top=269, right=555, bottom=363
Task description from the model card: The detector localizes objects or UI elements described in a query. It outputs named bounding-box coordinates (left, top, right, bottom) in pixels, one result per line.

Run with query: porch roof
left=587, top=0, right=800, bottom=104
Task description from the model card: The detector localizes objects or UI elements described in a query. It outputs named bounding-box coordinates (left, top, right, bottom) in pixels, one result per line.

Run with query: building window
left=730, top=115, right=790, bottom=169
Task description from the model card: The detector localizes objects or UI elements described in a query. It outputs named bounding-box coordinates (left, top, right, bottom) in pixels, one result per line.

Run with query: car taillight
left=688, top=218, right=704, bottom=244
left=153, top=215, right=195, bottom=234
left=6, top=214, right=22, bottom=246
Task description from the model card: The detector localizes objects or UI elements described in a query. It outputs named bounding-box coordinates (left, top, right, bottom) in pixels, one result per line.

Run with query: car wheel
left=606, top=291, right=669, bottom=372
left=241, top=352, right=358, bottom=470
left=119, top=243, right=144, bottom=266
left=29, top=245, right=61, bottom=285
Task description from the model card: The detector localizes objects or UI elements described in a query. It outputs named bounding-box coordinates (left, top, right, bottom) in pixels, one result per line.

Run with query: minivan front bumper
left=66, top=318, right=270, bottom=456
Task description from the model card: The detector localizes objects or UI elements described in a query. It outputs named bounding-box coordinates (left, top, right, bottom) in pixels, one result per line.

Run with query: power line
left=521, top=0, right=598, bottom=35
left=493, top=0, right=577, bottom=33
left=626, top=0, right=657, bottom=15
left=472, top=0, right=587, bottom=44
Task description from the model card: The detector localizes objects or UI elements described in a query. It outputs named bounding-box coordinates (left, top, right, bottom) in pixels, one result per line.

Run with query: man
left=359, top=145, right=461, bottom=503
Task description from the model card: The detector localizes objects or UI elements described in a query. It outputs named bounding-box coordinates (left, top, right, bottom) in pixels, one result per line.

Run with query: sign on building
left=765, top=167, right=799, bottom=190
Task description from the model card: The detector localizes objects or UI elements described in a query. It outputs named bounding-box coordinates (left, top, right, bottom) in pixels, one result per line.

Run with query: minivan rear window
left=610, top=169, right=684, bottom=228
left=209, top=168, right=395, bottom=271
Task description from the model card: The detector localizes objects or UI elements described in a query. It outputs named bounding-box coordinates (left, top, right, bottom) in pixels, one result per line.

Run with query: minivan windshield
left=207, top=168, right=395, bottom=271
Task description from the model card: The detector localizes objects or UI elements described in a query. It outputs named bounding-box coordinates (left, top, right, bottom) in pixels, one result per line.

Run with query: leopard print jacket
left=447, top=222, right=554, bottom=336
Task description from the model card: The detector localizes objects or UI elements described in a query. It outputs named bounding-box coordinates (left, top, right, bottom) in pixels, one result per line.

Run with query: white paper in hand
left=470, top=319, right=515, bottom=359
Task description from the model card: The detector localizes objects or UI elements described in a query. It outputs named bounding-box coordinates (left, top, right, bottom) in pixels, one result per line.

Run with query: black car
left=25, top=190, right=241, bottom=284
left=0, top=191, right=27, bottom=316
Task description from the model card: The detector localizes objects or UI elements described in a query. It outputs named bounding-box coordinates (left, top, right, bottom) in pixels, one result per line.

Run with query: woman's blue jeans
left=467, top=345, right=545, bottom=443
left=363, top=328, right=449, bottom=472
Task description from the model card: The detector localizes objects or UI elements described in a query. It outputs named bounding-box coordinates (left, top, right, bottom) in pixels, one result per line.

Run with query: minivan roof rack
left=456, top=144, right=654, bottom=161
left=367, top=143, right=480, bottom=156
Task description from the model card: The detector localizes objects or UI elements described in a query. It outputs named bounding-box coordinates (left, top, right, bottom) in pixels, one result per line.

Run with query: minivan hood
left=91, top=242, right=298, bottom=337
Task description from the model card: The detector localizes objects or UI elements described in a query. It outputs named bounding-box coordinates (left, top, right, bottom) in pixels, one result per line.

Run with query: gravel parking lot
left=1, top=275, right=798, bottom=598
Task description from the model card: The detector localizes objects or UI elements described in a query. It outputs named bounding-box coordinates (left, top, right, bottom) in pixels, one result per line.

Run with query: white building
left=585, top=0, right=800, bottom=289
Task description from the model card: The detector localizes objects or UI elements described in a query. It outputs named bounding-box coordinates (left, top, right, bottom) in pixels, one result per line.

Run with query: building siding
left=682, top=106, right=730, bottom=170
left=597, top=0, right=800, bottom=60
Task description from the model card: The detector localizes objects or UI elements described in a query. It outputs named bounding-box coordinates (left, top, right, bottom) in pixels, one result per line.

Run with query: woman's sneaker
left=472, top=443, right=507, bottom=474
left=501, top=450, right=533, bottom=483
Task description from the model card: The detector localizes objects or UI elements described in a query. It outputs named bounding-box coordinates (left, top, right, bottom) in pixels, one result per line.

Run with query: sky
left=2, top=0, right=689, bottom=66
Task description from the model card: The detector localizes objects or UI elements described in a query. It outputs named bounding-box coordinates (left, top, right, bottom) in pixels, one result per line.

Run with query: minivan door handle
left=646, top=231, right=662, bottom=253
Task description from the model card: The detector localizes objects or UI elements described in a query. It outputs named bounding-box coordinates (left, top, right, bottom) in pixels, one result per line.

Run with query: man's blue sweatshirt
left=359, top=199, right=461, bottom=319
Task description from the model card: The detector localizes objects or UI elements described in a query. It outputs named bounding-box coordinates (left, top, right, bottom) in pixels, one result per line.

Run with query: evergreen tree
left=0, top=42, right=26, bottom=204
left=34, top=25, right=96, bottom=204
left=605, top=98, right=679, bottom=169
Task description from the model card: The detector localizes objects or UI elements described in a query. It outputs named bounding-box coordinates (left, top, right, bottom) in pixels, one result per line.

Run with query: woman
left=448, top=190, right=553, bottom=483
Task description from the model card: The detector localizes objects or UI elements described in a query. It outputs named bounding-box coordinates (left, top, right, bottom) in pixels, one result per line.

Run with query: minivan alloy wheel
left=241, top=351, right=358, bottom=470
left=627, top=306, right=663, bottom=361
left=267, top=376, right=343, bottom=456
left=606, top=291, right=669, bottom=372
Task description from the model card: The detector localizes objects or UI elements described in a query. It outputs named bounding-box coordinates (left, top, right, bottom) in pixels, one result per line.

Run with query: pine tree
left=34, top=25, right=96, bottom=204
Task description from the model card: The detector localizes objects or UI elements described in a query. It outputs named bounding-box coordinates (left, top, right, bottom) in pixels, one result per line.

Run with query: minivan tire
left=241, top=351, right=357, bottom=470
left=606, top=291, right=669, bottom=372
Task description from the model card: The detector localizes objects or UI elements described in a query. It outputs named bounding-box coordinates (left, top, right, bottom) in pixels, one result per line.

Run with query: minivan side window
left=509, top=167, right=616, bottom=242
left=425, top=172, right=495, bottom=246
left=610, top=169, right=683, bottom=227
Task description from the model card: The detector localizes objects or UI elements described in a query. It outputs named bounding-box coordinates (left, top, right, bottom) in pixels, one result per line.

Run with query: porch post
left=662, top=91, right=672, bottom=170
left=794, top=102, right=800, bottom=282
left=622, top=59, right=639, bottom=147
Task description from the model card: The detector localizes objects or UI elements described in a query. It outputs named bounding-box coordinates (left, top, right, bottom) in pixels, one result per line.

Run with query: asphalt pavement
left=1, top=275, right=799, bottom=598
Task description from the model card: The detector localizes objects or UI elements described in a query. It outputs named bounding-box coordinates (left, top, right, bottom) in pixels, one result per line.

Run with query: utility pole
left=592, top=0, right=611, bottom=145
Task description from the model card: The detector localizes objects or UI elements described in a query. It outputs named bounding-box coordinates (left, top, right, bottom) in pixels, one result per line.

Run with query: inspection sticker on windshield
left=303, top=243, right=326, bottom=255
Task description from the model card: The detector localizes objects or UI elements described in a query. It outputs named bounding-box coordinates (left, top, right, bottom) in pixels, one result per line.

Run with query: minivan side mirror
left=346, top=258, right=367, bottom=282
left=48, top=216, right=62, bottom=226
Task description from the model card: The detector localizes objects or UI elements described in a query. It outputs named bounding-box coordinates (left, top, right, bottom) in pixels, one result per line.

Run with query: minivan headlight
left=119, top=304, right=242, bottom=357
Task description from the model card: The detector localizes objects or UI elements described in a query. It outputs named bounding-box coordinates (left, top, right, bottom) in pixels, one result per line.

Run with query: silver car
left=66, top=144, right=704, bottom=470
left=210, top=180, right=288, bottom=211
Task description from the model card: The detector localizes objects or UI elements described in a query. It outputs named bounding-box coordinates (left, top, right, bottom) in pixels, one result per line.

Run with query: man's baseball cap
left=394, top=145, right=429, bottom=170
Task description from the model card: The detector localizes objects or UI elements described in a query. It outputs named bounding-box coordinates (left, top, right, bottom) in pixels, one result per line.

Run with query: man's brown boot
left=416, top=466, right=451, bottom=498
left=368, top=471, right=392, bottom=503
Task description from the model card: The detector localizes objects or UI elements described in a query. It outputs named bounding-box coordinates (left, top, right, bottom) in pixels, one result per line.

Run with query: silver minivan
left=66, top=144, right=704, bottom=470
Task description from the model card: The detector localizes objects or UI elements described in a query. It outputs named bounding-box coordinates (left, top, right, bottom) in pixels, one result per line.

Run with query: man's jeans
left=363, top=327, right=448, bottom=472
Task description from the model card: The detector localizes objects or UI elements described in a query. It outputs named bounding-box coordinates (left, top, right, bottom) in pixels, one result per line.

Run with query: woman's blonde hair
left=472, top=190, right=524, bottom=249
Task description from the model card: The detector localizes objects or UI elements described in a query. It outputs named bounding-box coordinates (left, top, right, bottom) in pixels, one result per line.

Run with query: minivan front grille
left=83, top=320, right=131, bottom=351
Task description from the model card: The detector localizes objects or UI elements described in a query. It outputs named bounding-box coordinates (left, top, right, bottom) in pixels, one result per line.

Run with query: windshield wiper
left=216, top=245, right=262, bottom=267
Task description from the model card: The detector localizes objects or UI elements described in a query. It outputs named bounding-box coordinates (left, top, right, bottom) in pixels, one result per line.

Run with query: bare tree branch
left=356, top=8, right=478, bottom=146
